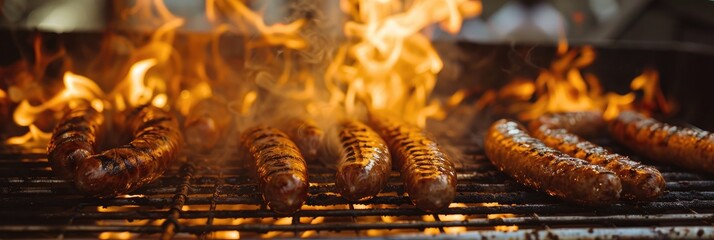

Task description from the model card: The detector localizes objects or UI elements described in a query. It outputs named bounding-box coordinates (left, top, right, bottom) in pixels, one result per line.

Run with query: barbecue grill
left=2, top=7, right=714, bottom=238
left=1, top=128, right=714, bottom=239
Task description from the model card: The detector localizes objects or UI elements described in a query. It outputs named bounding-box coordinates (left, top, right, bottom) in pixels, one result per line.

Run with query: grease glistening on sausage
left=281, top=117, right=325, bottom=163
left=335, top=120, right=391, bottom=201
left=609, top=110, right=714, bottom=173
left=529, top=112, right=665, bottom=201
left=485, top=119, right=622, bottom=205
left=47, top=106, right=104, bottom=179
left=370, top=116, right=456, bottom=211
left=240, top=126, right=309, bottom=214
left=48, top=105, right=183, bottom=197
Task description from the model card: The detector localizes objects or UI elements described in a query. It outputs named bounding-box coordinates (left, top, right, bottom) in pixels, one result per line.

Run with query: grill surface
left=0, top=133, right=713, bottom=239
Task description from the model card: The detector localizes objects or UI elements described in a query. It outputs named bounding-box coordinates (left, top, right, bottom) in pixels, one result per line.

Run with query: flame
left=99, top=232, right=132, bottom=240
left=111, top=58, right=169, bottom=110
left=206, top=0, right=306, bottom=49
left=5, top=124, right=52, bottom=145
left=328, top=0, right=481, bottom=127
left=498, top=46, right=669, bottom=120
left=13, top=72, right=104, bottom=127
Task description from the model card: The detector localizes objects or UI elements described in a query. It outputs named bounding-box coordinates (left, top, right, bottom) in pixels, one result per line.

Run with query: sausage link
left=47, top=106, right=104, bottom=179
left=184, top=98, right=233, bottom=152
left=370, top=116, right=456, bottom=211
left=281, top=118, right=325, bottom=163
left=609, top=110, right=714, bottom=173
left=73, top=105, right=183, bottom=197
left=335, top=120, right=391, bottom=201
left=485, top=119, right=621, bottom=205
left=240, top=125, right=309, bottom=214
left=530, top=112, right=665, bottom=201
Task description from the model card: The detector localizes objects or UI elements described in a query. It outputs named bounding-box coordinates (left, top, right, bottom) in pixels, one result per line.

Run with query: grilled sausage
left=370, top=116, right=456, bottom=211
left=609, top=110, right=714, bottom=173
left=530, top=112, right=665, bottom=201
left=47, top=106, right=104, bottom=179
left=485, top=119, right=621, bottom=205
left=334, top=120, right=391, bottom=201
left=72, top=105, right=183, bottom=197
left=281, top=117, right=325, bottom=162
left=184, top=98, right=233, bottom=152
left=240, top=125, right=309, bottom=214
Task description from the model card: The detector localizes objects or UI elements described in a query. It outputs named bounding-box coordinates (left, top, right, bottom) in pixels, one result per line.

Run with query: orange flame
left=328, top=0, right=481, bottom=127
left=206, top=0, right=306, bottom=49
left=13, top=72, right=104, bottom=127
left=499, top=46, right=668, bottom=120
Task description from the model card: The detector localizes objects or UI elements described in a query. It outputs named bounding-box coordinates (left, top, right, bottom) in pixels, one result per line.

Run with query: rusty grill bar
left=1, top=135, right=713, bottom=239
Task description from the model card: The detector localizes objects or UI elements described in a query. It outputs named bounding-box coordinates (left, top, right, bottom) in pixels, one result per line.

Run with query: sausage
left=72, top=105, right=183, bottom=197
left=47, top=106, right=104, bottom=179
left=530, top=112, right=665, bottom=201
left=609, top=110, right=714, bottom=173
left=334, top=120, right=391, bottom=201
left=485, top=119, right=622, bottom=205
left=183, top=98, right=232, bottom=152
left=280, top=117, right=325, bottom=162
left=239, top=125, right=309, bottom=214
left=370, top=116, right=456, bottom=211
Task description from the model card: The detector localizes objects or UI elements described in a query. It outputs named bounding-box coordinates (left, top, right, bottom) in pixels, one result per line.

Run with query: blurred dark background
left=2, top=0, right=713, bottom=48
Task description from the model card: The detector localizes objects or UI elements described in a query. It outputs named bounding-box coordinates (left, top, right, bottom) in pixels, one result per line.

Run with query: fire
left=5, top=124, right=53, bottom=145
left=327, top=0, right=481, bottom=127
left=111, top=58, right=168, bottom=111
left=5, top=72, right=104, bottom=145
left=97, top=204, right=151, bottom=240
left=13, top=71, right=104, bottom=127
left=423, top=203, right=468, bottom=234
left=496, top=46, right=669, bottom=120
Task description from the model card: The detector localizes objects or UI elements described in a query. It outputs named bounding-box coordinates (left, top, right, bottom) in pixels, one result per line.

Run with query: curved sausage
left=240, top=125, right=309, bottom=214
left=73, top=105, right=183, bottom=197
left=370, top=116, right=456, bottom=211
left=485, top=119, right=621, bottom=205
left=609, top=110, right=714, bottom=173
left=530, top=112, right=665, bottom=201
left=334, top=120, right=391, bottom=201
left=47, top=106, right=104, bottom=179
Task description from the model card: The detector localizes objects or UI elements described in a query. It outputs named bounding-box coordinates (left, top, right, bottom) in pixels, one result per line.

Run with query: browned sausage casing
left=72, top=105, right=183, bottom=197
left=335, top=120, right=391, bottom=201
left=47, top=106, right=104, bottom=179
left=281, top=118, right=325, bottom=162
left=370, top=116, right=456, bottom=211
left=240, top=126, right=309, bottom=214
left=530, top=112, right=665, bottom=201
left=184, top=98, right=232, bottom=152
left=609, top=110, right=714, bottom=173
left=485, top=119, right=622, bottom=205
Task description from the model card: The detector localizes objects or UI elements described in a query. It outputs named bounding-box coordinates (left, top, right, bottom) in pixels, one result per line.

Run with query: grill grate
left=1, top=136, right=713, bottom=239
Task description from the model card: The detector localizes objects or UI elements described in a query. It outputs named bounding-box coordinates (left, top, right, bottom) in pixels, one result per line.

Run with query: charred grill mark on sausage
left=49, top=105, right=182, bottom=197
left=529, top=112, right=665, bottom=201
left=609, top=110, right=714, bottom=173
left=73, top=105, right=182, bottom=197
left=335, top=120, right=391, bottom=201
left=370, top=116, right=457, bottom=211
left=485, top=119, right=622, bottom=205
left=48, top=106, right=104, bottom=180
left=240, top=125, right=309, bottom=214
